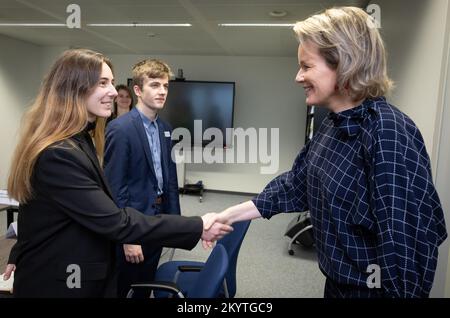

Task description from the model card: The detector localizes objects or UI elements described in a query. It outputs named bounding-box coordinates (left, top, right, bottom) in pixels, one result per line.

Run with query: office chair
left=126, top=243, right=228, bottom=298
left=285, top=211, right=314, bottom=255
left=154, top=220, right=251, bottom=298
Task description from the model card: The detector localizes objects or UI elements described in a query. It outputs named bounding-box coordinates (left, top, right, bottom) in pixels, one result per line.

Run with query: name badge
left=164, top=131, right=171, bottom=137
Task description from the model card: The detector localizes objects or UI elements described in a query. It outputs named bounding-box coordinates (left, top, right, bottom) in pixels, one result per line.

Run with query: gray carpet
left=159, top=191, right=325, bottom=298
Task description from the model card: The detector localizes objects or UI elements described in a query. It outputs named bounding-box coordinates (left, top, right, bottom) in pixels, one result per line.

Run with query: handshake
left=200, top=211, right=232, bottom=249
left=199, top=201, right=259, bottom=248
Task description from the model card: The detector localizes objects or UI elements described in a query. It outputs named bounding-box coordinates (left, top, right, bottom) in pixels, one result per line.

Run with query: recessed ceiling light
left=269, top=10, right=287, bottom=18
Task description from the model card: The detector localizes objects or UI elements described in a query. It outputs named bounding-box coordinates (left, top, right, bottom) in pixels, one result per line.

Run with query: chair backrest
left=187, top=243, right=228, bottom=298
left=217, top=220, right=251, bottom=297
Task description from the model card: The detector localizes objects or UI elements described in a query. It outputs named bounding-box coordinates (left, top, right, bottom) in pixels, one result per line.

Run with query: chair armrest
left=177, top=265, right=205, bottom=272
left=172, top=264, right=205, bottom=285
left=127, top=281, right=185, bottom=298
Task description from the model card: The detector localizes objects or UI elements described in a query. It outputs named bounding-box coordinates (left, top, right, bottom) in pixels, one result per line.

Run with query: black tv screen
left=160, top=80, right=235, bottom=147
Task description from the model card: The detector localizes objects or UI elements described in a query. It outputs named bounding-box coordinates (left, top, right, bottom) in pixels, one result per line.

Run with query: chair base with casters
left=127, top=244, right=229, bottom=298
left=285, top=212, right=314, bottom=255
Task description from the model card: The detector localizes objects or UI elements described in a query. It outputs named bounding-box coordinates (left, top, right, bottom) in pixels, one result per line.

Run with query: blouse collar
left=327, top=97, right=384, bottom=137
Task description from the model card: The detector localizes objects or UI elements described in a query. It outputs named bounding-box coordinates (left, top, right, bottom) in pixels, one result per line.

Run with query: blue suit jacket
left=104, top=107, right=180, bottom=216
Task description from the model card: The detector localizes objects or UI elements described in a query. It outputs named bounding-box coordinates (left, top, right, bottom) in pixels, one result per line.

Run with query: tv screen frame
left=160, top=80, right=236, bottom=148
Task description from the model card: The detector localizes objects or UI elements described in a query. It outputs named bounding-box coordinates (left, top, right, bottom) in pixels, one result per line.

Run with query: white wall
left=430, top=0, right=450, bottom=299
left=38, top=46, right=68, bottom=77
left=109, top=54, right=306, bottom=193
left=433, top=54, right=450, bottom=297
left=0, top=34, right=43, bottom=188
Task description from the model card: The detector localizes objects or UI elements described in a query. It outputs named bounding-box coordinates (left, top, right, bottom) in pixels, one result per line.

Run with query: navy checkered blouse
left=253, top=97, right=447, bottom=297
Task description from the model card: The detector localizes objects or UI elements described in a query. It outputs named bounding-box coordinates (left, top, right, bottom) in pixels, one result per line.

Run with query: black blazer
left=8, top=130, right=203, bottom=298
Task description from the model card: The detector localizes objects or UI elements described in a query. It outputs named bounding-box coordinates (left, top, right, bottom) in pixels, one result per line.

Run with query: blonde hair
left=8, top=48, right=112, bottom=203
left=294, top=6, right=393, bottom=101
left=132, top=59, right=173, bottom=89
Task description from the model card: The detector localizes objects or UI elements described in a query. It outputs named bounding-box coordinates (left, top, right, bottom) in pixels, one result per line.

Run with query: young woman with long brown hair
left=3, top=48, right=231, bottom=298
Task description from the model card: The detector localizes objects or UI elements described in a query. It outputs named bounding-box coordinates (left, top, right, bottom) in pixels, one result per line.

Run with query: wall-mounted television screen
left=159, top=80, right=235, bottom=147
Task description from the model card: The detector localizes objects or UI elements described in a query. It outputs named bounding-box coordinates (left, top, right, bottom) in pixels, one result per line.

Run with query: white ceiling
left=0, top=0, right=369, bottom=57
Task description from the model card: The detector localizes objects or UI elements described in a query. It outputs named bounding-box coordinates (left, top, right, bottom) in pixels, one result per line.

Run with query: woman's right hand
left=2, top=264, right=16, bottom=280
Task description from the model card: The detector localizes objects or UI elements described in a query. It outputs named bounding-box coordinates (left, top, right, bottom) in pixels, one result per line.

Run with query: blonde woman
left=2, top=49, right=231, bottom=298
left=208, top=7, right=447, bottom=298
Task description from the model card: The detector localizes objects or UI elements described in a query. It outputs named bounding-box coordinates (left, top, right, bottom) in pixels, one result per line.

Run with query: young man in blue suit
left=104, top=59, right=181, bottom=297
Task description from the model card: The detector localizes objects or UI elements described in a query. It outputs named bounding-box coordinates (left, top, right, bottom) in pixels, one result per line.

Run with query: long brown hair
left=8, top=48, right=113, bottom=203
